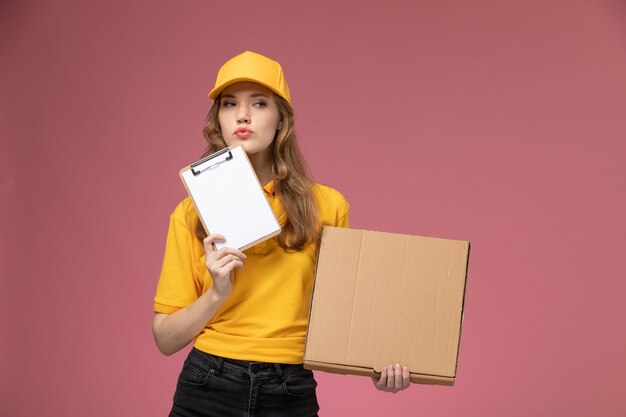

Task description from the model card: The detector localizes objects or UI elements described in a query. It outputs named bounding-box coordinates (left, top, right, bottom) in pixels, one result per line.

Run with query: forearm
left=152, top=288, right=226, bottom=356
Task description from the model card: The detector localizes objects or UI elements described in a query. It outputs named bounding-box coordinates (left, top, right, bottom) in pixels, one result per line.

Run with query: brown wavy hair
left=194, top=94, right=320, bottom=250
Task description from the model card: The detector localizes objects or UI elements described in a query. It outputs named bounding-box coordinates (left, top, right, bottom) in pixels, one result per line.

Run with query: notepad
left=179, top=146, right=281, bottom=251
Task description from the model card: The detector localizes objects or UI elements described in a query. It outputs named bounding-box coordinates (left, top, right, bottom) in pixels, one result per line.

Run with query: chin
left=226, top=140, right=250, bottom=151
left=243, top=143, right=272, bottom=157
left=237, top=142, right=256, bottom=153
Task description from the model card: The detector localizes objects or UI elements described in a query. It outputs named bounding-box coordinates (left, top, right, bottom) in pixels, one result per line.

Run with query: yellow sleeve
left=336, top=194, right=350, bottom=228
left=154, top=203, right=202, bottom=314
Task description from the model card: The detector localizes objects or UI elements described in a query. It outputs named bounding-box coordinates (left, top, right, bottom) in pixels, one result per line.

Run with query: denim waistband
left=189, top=347, right=307, bottom=380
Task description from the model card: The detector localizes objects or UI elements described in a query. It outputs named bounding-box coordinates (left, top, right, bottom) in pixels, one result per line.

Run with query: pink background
left=2, top=0, right=625, bottom=415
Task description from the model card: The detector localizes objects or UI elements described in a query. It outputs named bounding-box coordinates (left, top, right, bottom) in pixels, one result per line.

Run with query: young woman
left=153, top=51, right=410, bottom=417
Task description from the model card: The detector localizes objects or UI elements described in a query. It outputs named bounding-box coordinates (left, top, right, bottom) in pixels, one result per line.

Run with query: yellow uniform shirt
left=154, top=181, right=349, bottom=363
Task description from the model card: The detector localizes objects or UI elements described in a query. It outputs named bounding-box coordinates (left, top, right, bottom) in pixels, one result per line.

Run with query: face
left=218, top=82, right=283, bottom=159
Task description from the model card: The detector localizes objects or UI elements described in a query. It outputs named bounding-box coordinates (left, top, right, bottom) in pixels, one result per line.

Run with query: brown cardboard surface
left=304, top=227, right=470, bottom=386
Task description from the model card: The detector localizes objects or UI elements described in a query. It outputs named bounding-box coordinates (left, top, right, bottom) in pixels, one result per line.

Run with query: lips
left=234, top=128, right=252, bottom=138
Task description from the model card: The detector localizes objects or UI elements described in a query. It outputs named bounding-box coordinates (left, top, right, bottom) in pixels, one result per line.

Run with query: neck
left=248, top=150, right=274, bottom=185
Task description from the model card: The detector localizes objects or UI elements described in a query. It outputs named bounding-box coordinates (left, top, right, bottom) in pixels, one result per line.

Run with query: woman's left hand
left=371, top=364, right=411, bottom=393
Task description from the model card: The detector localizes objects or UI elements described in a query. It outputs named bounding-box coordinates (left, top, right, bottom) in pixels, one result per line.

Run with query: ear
left=277, top=119, right=283, bottom=131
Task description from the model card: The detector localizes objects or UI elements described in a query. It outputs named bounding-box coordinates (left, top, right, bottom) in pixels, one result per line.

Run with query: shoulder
left=313, top=183, right=349, bottom=206
left=312, top=183, right=350, bottom=227
left=169, top=197, right=199, bottom=230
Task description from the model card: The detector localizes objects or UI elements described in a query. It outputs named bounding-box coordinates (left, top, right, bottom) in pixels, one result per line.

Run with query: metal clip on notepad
left=190, top=148, right=233, bottom=176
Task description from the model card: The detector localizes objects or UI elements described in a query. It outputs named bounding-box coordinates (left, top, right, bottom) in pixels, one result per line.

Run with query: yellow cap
left=208, top=51, right=291, bottom=104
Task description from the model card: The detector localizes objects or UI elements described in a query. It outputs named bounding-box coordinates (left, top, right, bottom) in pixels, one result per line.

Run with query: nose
left=237, top=107, right=250, bottom=124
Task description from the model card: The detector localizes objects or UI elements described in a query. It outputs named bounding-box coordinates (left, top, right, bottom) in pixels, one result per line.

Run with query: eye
left=221, top=100, right=236, bottom=107
left=253, top=101, right=267, bottom=108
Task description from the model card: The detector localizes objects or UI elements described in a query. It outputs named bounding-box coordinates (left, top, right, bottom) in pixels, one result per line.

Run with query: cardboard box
left=304, top=227, right=470, bottom=386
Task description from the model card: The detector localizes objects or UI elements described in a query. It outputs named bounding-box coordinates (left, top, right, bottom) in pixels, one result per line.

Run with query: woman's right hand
left=203, top=234, right=247, bottom=300
left=152, top=234, right=246, bottom=356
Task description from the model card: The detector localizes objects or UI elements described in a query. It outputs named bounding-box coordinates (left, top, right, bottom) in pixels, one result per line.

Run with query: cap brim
left=208, top=78, right=289, bottom=104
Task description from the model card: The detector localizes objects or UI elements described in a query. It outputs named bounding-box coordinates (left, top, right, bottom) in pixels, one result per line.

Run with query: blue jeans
left=169, top=348, right=320, bottom=417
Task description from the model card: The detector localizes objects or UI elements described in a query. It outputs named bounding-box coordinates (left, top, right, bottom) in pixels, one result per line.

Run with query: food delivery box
left=304, top=226, right=470, bottom=386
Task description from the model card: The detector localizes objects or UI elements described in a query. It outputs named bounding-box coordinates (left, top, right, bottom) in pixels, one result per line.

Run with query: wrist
left=205, top=286, right=229, bottom=305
